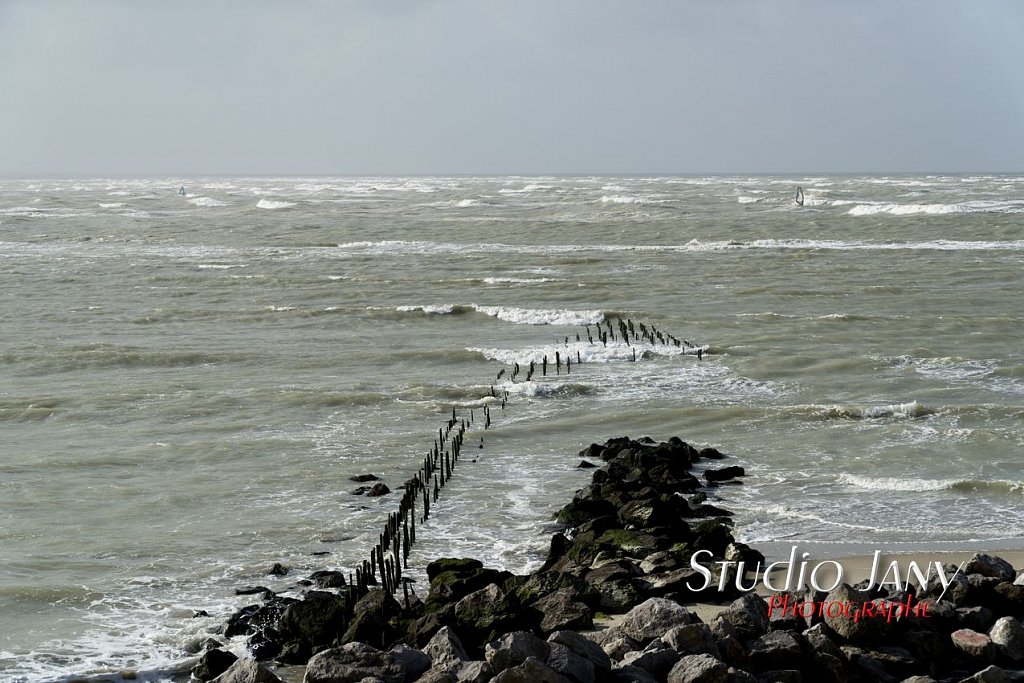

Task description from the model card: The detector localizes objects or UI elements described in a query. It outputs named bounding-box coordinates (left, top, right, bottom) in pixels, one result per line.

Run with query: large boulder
left=548, top=630, right=611, bottom=674
left=490, top=656, right=572, bottom=683
left=209, top=658, right=282, bottom=683
left=532, top=588, right=594, bottom=634
left=714, top=594, right=768, bottom=641
left=666, top=653, right=728, bottom=683
left=423, top=627, right=470, bottom=671
left=454, top=583, right=530, bottom=651
left=990, top=616, right=1024, bottom=662
left=951, top=628, right=998, bottom=662
left=966, top=554, right=1017, bottom=583
left=303, top=642, right=405, bottom=683
left=617, top=598, right=696, bottom=644
left=484, top=631, right=550, bottom=674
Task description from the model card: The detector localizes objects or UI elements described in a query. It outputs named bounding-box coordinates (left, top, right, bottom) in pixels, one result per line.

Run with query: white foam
left=737, top=196, right=761, bottom=204
left=455, top=199, right=477, bottom=207
left=197, top=264, right=245, bottom=270
left=472, top=306, right=604, bottom=326
left=256, top=199, right=297, bottom=209
left=98, top=202, right=125, bottom=208
left=189, top=197, right=227, bottom=208
left=481, top=277, right=557, bottom=285
left=396, top=304, right=456, bottom=315
left=600, top=195, right=645, bottom=204
left=837, top=474, right=958, bottom=492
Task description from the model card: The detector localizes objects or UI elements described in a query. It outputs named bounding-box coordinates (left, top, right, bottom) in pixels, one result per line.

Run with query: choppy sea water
left=1, top=175, right=1022, bottom=681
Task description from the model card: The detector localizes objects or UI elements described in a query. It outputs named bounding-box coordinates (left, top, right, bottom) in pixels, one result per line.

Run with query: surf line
left=266, top=315, right=706, bottom=628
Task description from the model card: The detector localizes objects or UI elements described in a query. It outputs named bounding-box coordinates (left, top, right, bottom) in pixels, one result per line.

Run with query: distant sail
left=795, top=186, right=804, bottom=207
left=179, top=186, right=187, bottom=196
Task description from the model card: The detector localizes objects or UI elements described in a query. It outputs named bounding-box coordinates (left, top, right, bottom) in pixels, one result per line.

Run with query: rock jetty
left=203, top=437, right=1024, bottom=682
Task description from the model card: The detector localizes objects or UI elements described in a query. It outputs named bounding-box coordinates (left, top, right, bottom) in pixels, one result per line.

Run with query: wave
left=837, top=473, right=1024, bottom=494
left=473, top=306, right=604, bottom=326
left=600, top=195, right=645, bottom=204
left=390, top=304, right=604, bottom=326
left=256, top=198, right=297, bottom=209
left=468, top=338, right=694, bottom=365
left=847, top=200, right=1024, bottom=216
left=481, top=277, right=558, bottom=285
left=333, top=238, right=1024, bottom=257
left=98, top=202, right=125, bottom=208
left=395, top=304, right=464, bottom=315
left=189, top=196, right=228, bottom=207
left=794, top=400, right=933, bottom=420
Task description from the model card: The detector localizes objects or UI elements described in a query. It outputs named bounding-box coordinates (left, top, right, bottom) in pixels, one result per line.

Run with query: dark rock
left=802, top=623, right=844, bottom=661
left=993, top=583, right=1024, bottom=615
left=424, top=627, right=470, bottom=671
left=703, top=467, right=744, bottom=483
left=490, top=656, right=572, bottom=683
left=958, top=665, right=1024, bottom=682
left=716, top=593, right=769, bottom=641
left=268, top=563, right=289, bottom=576
left=548, top=630, right=611, bottom=674
left=556, top=497, right=617, bottom=527
left=389, top=644, right=431, bottom=682
left=454, top=583, right=532, bottom=651
left=456, top=660, right=494, bottom=683
left=666, top=653, right=728, bottom=683
left=485, top=630, right=550, bottom=674
left=192, top=648, right=238, bottom=682
left=612, top=664, right=658, bottom=682
left=349, top=473, right=379, bottom=482
left=620, top=641, right=681, bottom=678
left=661, top=623, right=719, bottom=658
left=547, top=641, right=597, bottom=683
left=351, top=486, right=372, bottom=495
left=577, top=460, right=598, bottom=469
left=579, top=443, right=606, bottom=461
left=822, top=584, right=889, bottom=644
left=697, top=447, right=726, bottom=460
left=966, top=554, right=1017, bottom=583
left=303, top=642, right=405, bottom=683
left=842, top=645, right=918, bottom=680
left=754, top=671, right=801, bottom=683
left=209, top=658, right=282, bottom=683
left=531, top=588, right=593, bottom=634
left=235, top=586, right=275, bottom=597
left=427, top=558, right=485, bottom=583
left=839, top=646, right=898, bottom=683
left=275, top=590, right=351, bottom=655
left=958, top=605, right=997, bottom=632
left=593, top=578, right=642, bottom=613
left=640, top=551, right=682, bottom=574
left=616, top=599, right=696, bottom=644
left=747, top=631, right=801, bottom=672
left=310, top=570, right=347, bottom=589
left=368, top=482, right=391, bottom=496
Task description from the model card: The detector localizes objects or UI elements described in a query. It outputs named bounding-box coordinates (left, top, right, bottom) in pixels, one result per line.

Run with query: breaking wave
left=837, top=474, right=1024, bottom=494
left=256, top=198, right=297, bottom=209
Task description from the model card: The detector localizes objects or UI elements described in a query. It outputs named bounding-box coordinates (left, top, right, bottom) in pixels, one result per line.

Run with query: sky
left=1, top=0, right=1022, bottom=175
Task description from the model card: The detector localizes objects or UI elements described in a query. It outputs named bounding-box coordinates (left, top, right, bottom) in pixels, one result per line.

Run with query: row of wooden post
left=327, top=316, right=700, bottom=628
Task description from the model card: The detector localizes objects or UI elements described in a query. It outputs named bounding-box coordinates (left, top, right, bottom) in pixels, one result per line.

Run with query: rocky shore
left=200, top=437, right=1024, bottom=683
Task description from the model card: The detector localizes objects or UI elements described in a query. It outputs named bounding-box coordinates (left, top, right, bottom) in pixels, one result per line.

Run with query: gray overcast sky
left=1, top=1, right=1022, bottom=175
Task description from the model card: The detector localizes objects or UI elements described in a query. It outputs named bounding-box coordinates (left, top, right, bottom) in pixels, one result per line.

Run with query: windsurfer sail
left=794, top=186, right=804, bottom=207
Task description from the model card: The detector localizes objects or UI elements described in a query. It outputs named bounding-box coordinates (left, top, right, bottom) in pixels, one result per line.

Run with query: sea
left=1, top=174, right=1022, bottom=681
